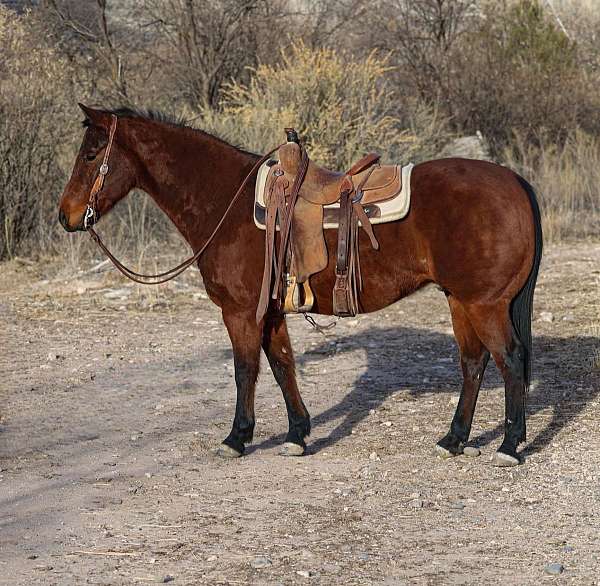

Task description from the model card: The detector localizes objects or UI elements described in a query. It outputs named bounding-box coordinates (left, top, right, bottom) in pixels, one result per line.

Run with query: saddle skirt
left=254, top=160, right=414, bottom=230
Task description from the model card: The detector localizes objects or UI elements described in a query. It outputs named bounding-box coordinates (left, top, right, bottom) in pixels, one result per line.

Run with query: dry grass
left=502, top=130, right=600, bottom=242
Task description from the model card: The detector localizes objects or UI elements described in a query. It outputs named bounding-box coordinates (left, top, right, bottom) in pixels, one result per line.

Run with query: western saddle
left=256, top=129, right=403, bottom=323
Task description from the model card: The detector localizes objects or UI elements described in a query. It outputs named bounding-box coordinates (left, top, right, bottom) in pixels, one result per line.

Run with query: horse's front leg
left=218, top=309, right=262, bottom=458
left=262, top=315, right=311, bottom=456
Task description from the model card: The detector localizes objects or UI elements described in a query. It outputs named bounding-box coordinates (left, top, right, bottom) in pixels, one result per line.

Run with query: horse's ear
left=78, top=103, right=111, bottom=128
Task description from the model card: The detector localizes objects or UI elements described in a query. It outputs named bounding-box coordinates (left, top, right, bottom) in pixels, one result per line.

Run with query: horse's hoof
left=491, top=451, right=520, bottom=467
left=279, top=442, right=305, bottom=457
left=434, top=444, right=456, bottom=460
left=217, top=444, right=243, bottom=459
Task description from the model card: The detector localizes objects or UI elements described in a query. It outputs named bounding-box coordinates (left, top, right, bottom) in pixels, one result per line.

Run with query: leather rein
left=83, top=114, right=281, bottom=285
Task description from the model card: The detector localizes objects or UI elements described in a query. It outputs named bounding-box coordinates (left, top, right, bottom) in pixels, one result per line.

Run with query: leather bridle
left=82, top=115, right=281, bottom=285
left=84, top=114, right=118, bottom=230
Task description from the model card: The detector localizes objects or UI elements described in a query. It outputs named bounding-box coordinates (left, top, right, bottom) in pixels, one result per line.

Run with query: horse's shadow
left=251, top=326, right=599, bottom=456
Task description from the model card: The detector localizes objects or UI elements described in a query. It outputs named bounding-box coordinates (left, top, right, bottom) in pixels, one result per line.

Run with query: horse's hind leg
left=463, top=302, right=527, bottom=466
left=262, top=315, right=311, bottom=456
left=436, top=297, right=490, bottom=458
left=218, top=309, right=262, bottom=458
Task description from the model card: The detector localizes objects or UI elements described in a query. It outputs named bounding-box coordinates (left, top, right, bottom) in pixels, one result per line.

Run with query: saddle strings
left=271, top=144, right=310, bottom=297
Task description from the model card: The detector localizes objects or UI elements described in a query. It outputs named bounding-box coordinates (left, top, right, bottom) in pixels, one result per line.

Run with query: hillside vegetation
left=1, top=0, right=599, bottom=262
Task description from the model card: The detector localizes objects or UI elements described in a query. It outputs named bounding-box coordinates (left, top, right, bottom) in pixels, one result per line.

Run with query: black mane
left=79, top=105, right=256, bottom=157
left=81, top=106, right=190, bottom=129
left=107, top=106, right=190, bottom=128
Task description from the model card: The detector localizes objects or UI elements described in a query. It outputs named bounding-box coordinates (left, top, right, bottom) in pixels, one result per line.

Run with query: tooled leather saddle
left=255, top=129, right=411, bottom=323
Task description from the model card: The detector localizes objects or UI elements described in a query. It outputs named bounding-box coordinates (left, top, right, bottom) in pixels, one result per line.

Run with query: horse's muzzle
left=59, top=208, right=85, bottom=232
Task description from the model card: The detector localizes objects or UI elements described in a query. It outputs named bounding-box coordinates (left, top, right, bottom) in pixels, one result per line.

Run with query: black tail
left=511, top=176, right=543, bottom=389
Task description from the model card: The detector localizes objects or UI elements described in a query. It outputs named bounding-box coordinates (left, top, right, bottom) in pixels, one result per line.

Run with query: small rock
left=440, top=134, right=491, bottom=160
left=33, top=565, right=53, bottom=571
left=322, top=563, right=341, bottom=574
left=360, top=464, right=377, bottom=478
left=296, top=570, right=313, bottom=578
left=162, top=576, right=175, bottom=583
left=206, top=555, right=217, bottom=562
left=250, top=556, right=272, bottom=569
left=357, top=552, right=369, bottom=561
left=408, top=499, right=423, bottom=508
left=544, top=563, right=564, bottom=575
left=449, top=501, right=465, bottom=510
left=369, top=452, right=379, bottom=461
left=563, top=545, right=574, bottom=553
left=27, top=554, right=38, bottom=560
left=539, top=311, right=554, bottom=323
left=103, top=288, right=131, bottom=300
left=145, top=472, right=152, bottom=478
left=463, top=446, right=481, bottom=457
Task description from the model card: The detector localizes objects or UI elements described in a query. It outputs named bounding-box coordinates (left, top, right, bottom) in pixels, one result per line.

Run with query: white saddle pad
left=254, top=159, right=414, bottom=230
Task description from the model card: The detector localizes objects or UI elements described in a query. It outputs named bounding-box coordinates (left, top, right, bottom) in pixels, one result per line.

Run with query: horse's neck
left=133, top=123, right=257, bottom=248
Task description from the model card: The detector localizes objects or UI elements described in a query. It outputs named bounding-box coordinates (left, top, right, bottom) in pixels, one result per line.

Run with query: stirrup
left=283, top=274, right=315, bottom=313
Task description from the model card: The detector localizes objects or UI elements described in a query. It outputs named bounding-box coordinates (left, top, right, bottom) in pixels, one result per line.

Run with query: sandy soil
left=1, top=243, right=599, bottom=585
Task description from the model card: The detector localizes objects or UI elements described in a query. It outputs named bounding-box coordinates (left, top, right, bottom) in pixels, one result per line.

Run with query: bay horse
left=58, top=105, right=542, bottom=467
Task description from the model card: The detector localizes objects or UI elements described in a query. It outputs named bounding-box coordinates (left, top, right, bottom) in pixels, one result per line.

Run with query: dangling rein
left=84, top=114, right=282, bottom=285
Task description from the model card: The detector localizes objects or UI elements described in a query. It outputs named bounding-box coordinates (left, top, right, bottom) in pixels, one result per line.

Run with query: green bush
left=449, top=0, right=596, bottom=152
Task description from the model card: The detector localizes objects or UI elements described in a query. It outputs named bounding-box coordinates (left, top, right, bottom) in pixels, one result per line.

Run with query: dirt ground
left=1, top=243, right=599, bottom=585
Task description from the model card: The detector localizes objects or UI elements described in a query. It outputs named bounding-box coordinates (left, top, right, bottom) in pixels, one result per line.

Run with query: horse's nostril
left=58, top=208, right=77, bottom=232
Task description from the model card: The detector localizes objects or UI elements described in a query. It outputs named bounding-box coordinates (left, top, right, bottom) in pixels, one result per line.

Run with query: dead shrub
left=0, top=6, right=76, bottom=259
left=198, top=43, right=452, bottom=169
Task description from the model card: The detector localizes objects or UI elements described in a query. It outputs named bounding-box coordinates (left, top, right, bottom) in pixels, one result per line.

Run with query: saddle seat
left=278, top=141, right=400, bottom=206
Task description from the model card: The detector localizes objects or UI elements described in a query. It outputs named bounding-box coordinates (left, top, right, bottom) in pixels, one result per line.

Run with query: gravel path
left=1, top=243, right=599, bottom=585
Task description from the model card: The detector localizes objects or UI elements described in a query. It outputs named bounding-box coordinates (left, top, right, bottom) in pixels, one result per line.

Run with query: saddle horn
left=285, top=128, right=300, bottom=144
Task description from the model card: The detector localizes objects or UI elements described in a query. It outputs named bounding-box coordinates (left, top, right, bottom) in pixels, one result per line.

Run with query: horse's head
left=59, top=104, right=138, bottom=232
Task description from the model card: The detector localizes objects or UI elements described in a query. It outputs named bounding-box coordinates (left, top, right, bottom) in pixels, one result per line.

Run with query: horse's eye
left=85, top=153, right=97, bottom=162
